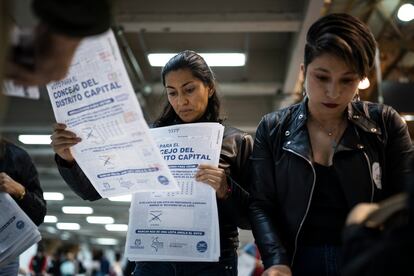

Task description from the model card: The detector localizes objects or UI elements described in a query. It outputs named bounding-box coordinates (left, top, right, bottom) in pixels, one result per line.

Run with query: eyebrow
left=166, top=81, right=194, bottom=89
left=314, top=67, right=356, bottom=76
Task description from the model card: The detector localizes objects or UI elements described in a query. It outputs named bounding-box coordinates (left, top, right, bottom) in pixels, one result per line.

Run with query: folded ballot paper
left=46, top=30, right=178, bottom=198
left=125, top=123, right=223, bottom=262
left=0, top=193, right=41, bottom=267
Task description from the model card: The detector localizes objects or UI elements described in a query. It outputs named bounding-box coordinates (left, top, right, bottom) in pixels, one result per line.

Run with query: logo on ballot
left=151, top=237, right=164, bottom=252
left=196, top=241, right=208, bottom=253
left=157, top=175, right=170, bottom=185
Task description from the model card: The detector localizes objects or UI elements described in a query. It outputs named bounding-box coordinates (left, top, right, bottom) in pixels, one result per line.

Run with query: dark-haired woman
left=249, top=13, right=414, bottom=276
left=51, top=50, right=253, bottom=276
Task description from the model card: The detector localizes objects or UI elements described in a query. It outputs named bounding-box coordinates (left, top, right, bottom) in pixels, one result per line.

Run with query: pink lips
left=322, top=103, right=339, bottom=108
left=179, top=109, right=193, bottom=114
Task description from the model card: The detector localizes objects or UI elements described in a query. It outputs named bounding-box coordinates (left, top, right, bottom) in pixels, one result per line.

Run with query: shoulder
left=351, top=101, right=405, bottom=130
left=257, top=102, right=302, bottom=134
left=223, top=125, right=253, bottom=146
left=2, top=140, right=31, bottom=161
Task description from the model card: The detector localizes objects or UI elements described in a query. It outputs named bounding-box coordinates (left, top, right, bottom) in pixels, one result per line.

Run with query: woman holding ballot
left=51, top=50, right=253, bottom=276
left=248, top=13, right=414, bottom=276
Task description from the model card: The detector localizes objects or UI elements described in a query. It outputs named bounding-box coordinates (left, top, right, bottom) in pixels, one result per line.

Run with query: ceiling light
left=94, top=238, right=119, bottom=245
left=86, top=216, right=114, bottom=224
left=397, top=3, right=414, bottom=22
left=108, top=195, right=132, bottom=202
left=148, top=53, right=246, bottom=67
left=44, top=215, right=58, bottom=223
left=61, top=232, right=71, bottom=240
left=45, top=226, right=57, bottom=234
left=358, top=78, right=370, bottom=90
left=62, top=206, right=93, bottom=214
left=56, top=223, right=80, bottom=230
left=402, top=114, right=414, bottom=121
left=105, top=224, right=128, bottom=232
left=43, top=192, right=64, bottom=201
left=18, top=135, right=51, bottom=145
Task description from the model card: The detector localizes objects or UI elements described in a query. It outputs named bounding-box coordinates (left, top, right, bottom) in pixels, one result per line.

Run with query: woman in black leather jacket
left=51, top=50, right=252, bottom=276
left=249, top=13, right=414, bottom=276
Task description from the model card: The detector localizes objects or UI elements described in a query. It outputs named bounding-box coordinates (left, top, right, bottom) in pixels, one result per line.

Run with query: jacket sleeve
left=220, top=133, right=253, bottom=230
left=384, top=107, right=414, bottom=194
left=55, top=155, right=102, bottom=201
left=249, top=115, right=290, bottom=268
left=32, top=0, right=112, bottom=37
left=16, top=150, right=46, bottom=226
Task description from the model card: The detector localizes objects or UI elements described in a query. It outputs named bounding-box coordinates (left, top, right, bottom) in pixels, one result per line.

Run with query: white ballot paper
left=125, top=123, right=224, bottom=262
left=0, top=193, right=41, bottom=267
left=46, top=30, right=178, bottom=197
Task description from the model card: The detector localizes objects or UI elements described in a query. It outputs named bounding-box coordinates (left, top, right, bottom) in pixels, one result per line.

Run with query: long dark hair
left=304, top=13, right=376, bottom=79
left=154, top=50, right=222, bottom=127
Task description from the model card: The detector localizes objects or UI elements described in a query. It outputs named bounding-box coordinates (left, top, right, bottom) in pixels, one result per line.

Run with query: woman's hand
left=346, top=203, right=379, bottom=225
left=263, top=265, right=292, bottom=276
left=0, top=172, right=26, bottom=199
left=50, top=123, right=81, bottom=163
left=195, top=164, right=229, bottom=199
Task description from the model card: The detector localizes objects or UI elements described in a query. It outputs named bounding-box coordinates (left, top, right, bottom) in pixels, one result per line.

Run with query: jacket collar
left=283, top=99, right=382, bottom=159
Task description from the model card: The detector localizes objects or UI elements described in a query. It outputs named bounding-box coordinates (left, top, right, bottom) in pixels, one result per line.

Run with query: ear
left=300, top=63, right=305, bottom=81
left=208, top=88, right=214, bottom=98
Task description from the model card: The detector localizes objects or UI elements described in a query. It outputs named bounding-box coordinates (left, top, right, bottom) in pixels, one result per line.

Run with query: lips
left=322, top=103, right=339, bottom=108
left=179, top=109, right=193, bottom=114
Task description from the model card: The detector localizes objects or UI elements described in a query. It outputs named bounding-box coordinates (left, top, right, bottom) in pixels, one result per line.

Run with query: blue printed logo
left=157, top=175, right=169, bottom=185
left=16, top=220, right=25, bottom=229
left=196, top=241, right=208, bottom=253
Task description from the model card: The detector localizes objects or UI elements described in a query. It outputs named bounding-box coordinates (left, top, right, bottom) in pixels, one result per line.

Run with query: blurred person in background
left=0, top=138, right=46, bottom=275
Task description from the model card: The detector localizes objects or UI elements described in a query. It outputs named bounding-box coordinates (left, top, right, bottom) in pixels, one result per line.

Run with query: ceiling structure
left=3, top=0, right=413, bottom=249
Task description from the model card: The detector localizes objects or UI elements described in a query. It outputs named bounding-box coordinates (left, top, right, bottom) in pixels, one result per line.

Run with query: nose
left=326, top=82, right=340, bottom=100
left=177, top=94, right=189, bottom=106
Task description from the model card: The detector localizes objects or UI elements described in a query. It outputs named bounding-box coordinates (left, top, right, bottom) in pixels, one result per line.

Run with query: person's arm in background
left=6, top=0, right=112, bottom=86
left=0, top=142, right=46, bottom=225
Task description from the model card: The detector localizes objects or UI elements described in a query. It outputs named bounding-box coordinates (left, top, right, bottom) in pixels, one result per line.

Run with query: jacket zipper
left=362, top=151, right=375, bottom=202
left=282, top=147, right=316, bottom=267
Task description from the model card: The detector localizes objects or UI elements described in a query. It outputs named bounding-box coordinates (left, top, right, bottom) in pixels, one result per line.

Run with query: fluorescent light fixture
left=108, top=195, right=132, bottom=202
left=105, top=224, right=128, bottom=232
left=397, top=3, right=414, bottom=22
left=62, top=206, right=93, bottom=214
left=148, top=53, right=246, bottom=67
left=43, top=192, right=64, bottom=201
left=86, top=216, right=114, bottom=224
left=18, top=135, right=51, bottom=145
left=358, top=78, right=370, bottom=90
left=61, top=232, right=71, bottom=240
left=402, top=114, right=414, bottom=122
left=45, top=226, right=57, bottom=234
left=44, top=215, right=58, bottom=223
left=94, top=238, right=119, bottom=245
left=56, top=223, right=80, bottom=230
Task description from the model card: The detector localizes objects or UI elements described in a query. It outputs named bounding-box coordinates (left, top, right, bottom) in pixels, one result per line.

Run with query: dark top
left=0, top=140, right=46, bottom=226
left=300, top=163, right=348, bottom=245
left=32, top=0, right=111, bottom=37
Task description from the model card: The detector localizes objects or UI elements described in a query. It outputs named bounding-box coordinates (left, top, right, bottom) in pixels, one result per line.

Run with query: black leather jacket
left=0, top=140, right=46, bottom=226
left=249, top=100, right=414, bottom=269
left=56, top=123, right=253, bottom=253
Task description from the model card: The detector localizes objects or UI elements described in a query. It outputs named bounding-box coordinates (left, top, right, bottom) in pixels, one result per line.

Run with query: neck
left=308, top=105, right=346, bottom=126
